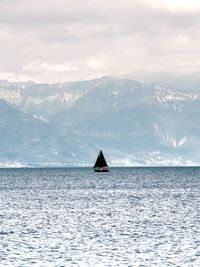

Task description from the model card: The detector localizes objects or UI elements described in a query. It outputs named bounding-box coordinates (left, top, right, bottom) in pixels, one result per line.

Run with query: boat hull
left=94, top=168, right=109, bottom=172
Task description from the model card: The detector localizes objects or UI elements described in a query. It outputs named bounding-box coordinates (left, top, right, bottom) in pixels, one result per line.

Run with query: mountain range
left=0, top=74, right=200, bottom=167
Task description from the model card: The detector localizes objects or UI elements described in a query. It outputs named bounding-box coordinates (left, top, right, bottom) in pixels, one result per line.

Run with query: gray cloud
left=0, top=0, right=200, bottom=82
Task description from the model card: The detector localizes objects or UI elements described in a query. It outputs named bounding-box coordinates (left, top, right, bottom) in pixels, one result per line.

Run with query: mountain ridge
left=0, top=76, right=200, bottom=166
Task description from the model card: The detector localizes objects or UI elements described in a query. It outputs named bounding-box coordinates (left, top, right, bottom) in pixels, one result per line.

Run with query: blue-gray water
left=0, top=167, right=200, bottom=266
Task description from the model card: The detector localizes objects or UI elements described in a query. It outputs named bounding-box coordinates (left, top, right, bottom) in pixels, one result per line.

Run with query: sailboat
left=94, top=150, right=109, bottom=172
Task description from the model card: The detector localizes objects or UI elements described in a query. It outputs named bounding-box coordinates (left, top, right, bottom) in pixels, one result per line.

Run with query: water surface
left=0, top=167, right=200, bottom=266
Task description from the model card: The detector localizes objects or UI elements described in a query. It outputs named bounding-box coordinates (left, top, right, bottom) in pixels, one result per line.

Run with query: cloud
left=0, top=0, right=200, bottom=82
left=24, top=61, right=78, bottom=73
left=20, top=54, right=111, bottom=83
left=147, top=0, right=200, bottom=11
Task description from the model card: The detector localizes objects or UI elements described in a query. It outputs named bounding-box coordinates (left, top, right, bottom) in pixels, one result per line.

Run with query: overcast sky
left=0, top=0, right=200, bottom=82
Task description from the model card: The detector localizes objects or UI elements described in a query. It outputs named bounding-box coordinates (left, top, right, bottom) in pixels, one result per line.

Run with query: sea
left=0, top=167, right=200, bottom=267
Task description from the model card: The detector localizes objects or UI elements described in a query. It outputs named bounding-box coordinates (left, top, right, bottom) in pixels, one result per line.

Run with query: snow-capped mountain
left=0, top=79, right=101, bottom=119
left=0, top=76, right=200, bottom=166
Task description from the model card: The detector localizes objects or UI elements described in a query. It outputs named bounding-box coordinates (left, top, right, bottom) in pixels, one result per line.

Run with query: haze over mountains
left=0, top=73, right=200, bottom=167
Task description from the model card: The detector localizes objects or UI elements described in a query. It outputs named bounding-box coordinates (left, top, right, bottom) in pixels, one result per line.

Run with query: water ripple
left=0, top=167, right=200, bottom=266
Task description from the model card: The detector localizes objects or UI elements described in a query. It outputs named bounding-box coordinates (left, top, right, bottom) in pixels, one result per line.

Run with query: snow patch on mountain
left=0, top=161, right=29, bottom=168
left=0, top=87, right=21, bottom=104
left=156, top=88, right=200, bottom=107
left=62, top=92, right=82, bottom=104
left=178, top=136, right=187, bottom=147
left=32, top=114, right=49, bottom=122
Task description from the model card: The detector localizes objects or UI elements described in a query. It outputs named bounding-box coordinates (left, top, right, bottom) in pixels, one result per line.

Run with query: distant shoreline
left=0, top=165, right=200, bottom=169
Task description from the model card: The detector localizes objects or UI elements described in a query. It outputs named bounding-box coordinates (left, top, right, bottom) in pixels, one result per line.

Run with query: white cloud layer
left=0, top=0, right=200, bottom=82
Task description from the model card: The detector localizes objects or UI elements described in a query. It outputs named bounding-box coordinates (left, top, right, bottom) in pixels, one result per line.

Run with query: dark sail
left=94, top=150, right=108, bottom=168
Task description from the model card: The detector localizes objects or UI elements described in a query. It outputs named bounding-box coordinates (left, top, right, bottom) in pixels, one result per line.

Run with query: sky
left=0, top=0, right=200, bottom=83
